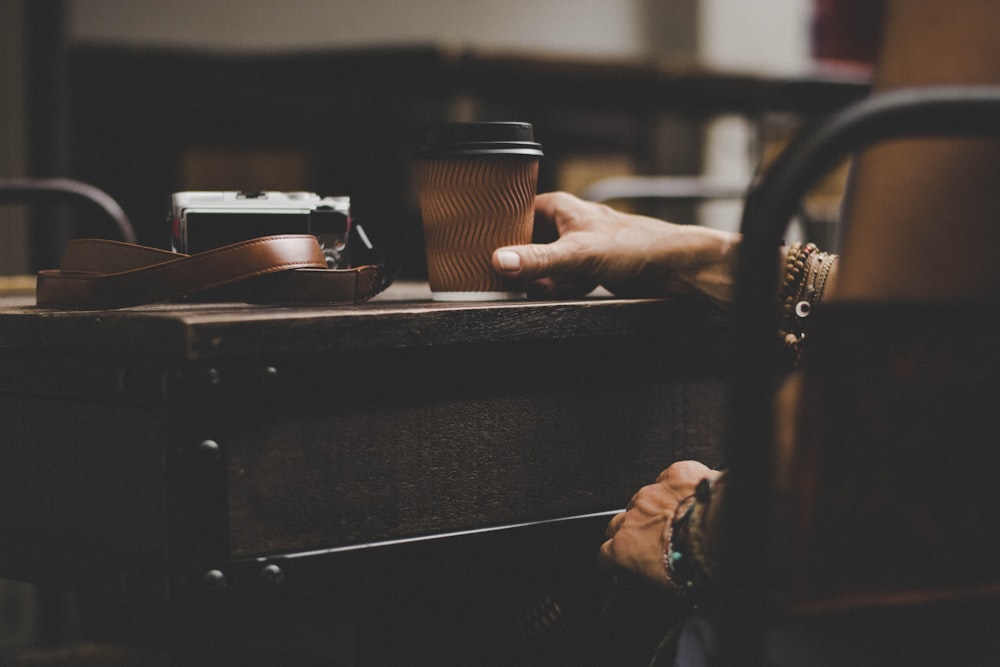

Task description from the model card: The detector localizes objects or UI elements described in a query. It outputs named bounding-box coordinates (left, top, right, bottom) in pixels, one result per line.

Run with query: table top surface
left=0, top=281, right=727, bottom=361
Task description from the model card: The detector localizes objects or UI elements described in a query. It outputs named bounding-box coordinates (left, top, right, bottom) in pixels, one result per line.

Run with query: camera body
left=170, top=191, right=353, bottom=268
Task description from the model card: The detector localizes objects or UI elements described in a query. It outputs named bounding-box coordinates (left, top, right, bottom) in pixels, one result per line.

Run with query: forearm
left=638, top=225, right=841, bottom=316
left=659, top=225, right=741, bottom=308
left=603, top=218, right=741, bottom=307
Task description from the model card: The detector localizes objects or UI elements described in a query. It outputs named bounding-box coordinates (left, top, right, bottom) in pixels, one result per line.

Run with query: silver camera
left=170, top=190, right=355, bottom=268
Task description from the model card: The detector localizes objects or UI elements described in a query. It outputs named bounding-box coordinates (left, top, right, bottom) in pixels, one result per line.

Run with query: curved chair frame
left=0, top=177, right=136, bottom=244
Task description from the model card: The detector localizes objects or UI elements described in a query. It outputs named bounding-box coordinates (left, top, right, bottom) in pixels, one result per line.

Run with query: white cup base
left=431, top=291, right=526, bottom=302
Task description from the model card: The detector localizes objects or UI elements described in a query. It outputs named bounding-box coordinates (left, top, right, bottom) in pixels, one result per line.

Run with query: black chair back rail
left=0, top=177, right=136, bottom=244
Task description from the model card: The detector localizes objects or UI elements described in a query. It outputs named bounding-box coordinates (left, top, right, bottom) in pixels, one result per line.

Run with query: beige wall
left=67, top=0, right=685, bottom=58
left=66, top=0, right=810, bottom=69
left=698, top=0, right=813, bottom=233
left=700, top=0, right=812, bottom=74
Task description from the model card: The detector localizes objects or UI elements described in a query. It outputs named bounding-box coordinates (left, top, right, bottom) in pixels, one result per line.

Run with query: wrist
left=665, top=226, right=741, bottom=307
left=777, top=242, right=839, bottom=365
left=662, top=473, right=727, bottom=599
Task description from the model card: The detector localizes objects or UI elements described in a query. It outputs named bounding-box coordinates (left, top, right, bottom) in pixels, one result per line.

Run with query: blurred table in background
left=35, top=45, right=870, bottom=272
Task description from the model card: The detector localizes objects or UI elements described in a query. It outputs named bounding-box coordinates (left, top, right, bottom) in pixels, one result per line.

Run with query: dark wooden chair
left=722, top=86, right=1000, bottom=665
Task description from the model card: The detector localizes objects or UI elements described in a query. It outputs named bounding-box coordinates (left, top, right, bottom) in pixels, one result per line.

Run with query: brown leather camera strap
left=36, top=235, right=383, bottom=310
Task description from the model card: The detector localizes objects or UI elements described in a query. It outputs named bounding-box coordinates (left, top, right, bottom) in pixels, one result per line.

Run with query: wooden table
left=0, top=283, right=731, bottom=662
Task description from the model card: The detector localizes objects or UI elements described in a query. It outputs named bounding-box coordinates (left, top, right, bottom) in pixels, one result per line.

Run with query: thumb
left=492, top=242, right=598, bottom=298
left=492, top=242, right=578, bottom=280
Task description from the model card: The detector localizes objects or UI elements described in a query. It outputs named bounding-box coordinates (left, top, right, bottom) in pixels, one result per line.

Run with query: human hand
left=599, top=460, right=721, bottom=588
left=491, top=192, right=740, bottom=304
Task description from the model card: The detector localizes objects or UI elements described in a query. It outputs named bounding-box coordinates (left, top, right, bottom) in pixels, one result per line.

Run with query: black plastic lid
left=414, top=122, right=543, bottom=158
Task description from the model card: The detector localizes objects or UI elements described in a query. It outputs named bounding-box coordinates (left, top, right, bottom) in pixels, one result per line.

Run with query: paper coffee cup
left=414, top=122, right=542, bottom=301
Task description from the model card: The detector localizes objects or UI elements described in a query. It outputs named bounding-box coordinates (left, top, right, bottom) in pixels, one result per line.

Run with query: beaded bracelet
left=663, top=492, right=698, bottom=596
left=778, top=242, right=817, bottom=307
left=663, top=474, right=726, bottom=600
left=777, top=243, right=838, bottom=365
